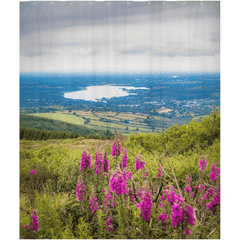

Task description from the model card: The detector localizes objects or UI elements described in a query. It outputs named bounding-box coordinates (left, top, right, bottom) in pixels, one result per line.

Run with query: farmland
left=29, top=110, right=172, bottom=135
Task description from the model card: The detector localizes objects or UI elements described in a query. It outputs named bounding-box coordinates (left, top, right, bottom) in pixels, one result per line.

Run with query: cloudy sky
left=20, top=1, right=220, bottom=74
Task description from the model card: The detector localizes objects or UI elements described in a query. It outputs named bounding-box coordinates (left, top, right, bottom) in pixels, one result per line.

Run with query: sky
left=20, top=1, right=220, bottom=74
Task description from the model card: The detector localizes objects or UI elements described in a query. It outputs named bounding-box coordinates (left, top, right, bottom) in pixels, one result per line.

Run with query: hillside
left=20, top=113, right=115, bottom=138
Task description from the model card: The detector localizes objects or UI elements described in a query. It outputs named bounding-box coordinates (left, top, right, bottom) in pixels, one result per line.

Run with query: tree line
left=20, top=127, right=114, bottom=141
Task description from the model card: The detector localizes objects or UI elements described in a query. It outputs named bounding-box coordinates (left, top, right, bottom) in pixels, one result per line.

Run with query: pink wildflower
left=109, top=170, right=128, bottom=195
left=112, top=139, right=121, bottom=157
left=184, top=205, right=195, bottom=226
left=24, top=224, right=29, bottom=228
left=157, top=167, right=161, bottom=178
left=136, top=190, right=153, bottom=222
left=186, top=227, right=191, bottom=235
left=103, top=153, right=109, bottom=173
left=135, top=157, right=145, bottom=171
left=121, top=149, right=128, bottom=169
left=106, top=217, right=113, bottom=231
left=209, top=164, right=220, bottom=181
left=199, top=156, right=207, bottom=171
left=29, top=170, right=36, bottom=175
left=171, top=204, right=195, bottom=228
left=163, top=186, right=183, bottom=206
left=158, top=212, right=168, bottom=223
left=103, top=190, right=115, bottom=209
left=207, top=188, right=220, bottom=212
left=95, top=152, right=104, bottom=175
left=90, top=195, right=100, bottom=214
left=76, top=181, right=87, bottom=201
left=30, top=210, right=39, bottom=232
left=171, top=204, right=184, bottom=228
left=185, top=186, right=192, bottom=193
left=80, top=150, right=91, bottom=172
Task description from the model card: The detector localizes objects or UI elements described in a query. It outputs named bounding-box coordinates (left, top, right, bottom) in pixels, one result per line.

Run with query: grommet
left=70, top=1, right=73, bottom=4
left=33, top=1, right=36, bottom=4
left=183, top=1, right=185, bottom=4
left=108, top=1, right=111, bottom=4
left=201, top=1, right=204, bottom=4
left=127, top=0, right=130, bottom=4
left=51, top=1, right=54, bottom=4
left=148, top=1, right=150, bottom=5
left=163, top=1, right=165, bottom=4
left=89, top=1, right=92, bottom=4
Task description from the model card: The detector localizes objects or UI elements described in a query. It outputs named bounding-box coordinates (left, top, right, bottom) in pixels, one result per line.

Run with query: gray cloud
left=20, top=1, right=220, bottom=73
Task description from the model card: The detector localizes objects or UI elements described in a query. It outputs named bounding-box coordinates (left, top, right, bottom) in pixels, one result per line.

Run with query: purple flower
left=29, top=170, right=36, bottom=175
left=24, top=224, right=29, bottom=228
left=135, top=157, right=145, bottom=171
left=110, top=171, right=128, bottom=195
left=112, top=139, right=121, bottom=157
left=103, top=190, right=115, bottom=210
left=185, top=186, right=192, bottom=193
left=186, top=227, right=191, bottom=235
left=171, top=204, right=195, bottom=228
left=184, top=205, right=195, bottom=226
left=30, top=210, right=39, bottom=232
left=95, top=152, right=104, bottom=175
left=103, top=153, right=109, bottom=173
left=80, top=150, right=91, bottom=172
left=207, top=188, right=220, bottom=212
left=121, top=149, right=128, bottom=169
left=90, top=195, right=100, bottom=214
left=171, top=204, right=184, bottom=228
left=157, top=167, right=161, bottom=178
left=158, top=212, right=168, bottom=223
left=199, top=156, right=207, bottom=171
left=163, top=186, right=183, bottom=206
left=76, top=181, right=87, bottom=201
left=106, top=217, right=113, bottom=231
left=209, top=164, right=220, bottom=181
left=136, top=190, right=153, bottom=222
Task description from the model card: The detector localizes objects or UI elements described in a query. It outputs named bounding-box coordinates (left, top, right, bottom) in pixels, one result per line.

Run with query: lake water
left=63, top=85, right=150, bottom=102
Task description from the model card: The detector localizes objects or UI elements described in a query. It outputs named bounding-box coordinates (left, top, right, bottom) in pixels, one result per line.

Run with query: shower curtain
left=19, top=1, right=220, bottom=239
left=20, top=0, right=220, bottom=134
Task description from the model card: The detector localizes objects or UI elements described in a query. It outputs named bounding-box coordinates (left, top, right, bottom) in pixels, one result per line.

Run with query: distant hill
left=20, top=113, right=115, bottom=138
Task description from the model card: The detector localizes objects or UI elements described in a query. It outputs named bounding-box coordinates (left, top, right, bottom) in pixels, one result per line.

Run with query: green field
left=29, top=110, right=166, bottom=135
left=30, top=113, right=85, bottom=125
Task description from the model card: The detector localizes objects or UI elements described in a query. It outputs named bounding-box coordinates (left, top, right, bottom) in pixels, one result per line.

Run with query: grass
left=28, top=110, right=167, bottom=135
left=20, top=138, right=114, bottom=152
left=30, top=113, right=85, bottom=125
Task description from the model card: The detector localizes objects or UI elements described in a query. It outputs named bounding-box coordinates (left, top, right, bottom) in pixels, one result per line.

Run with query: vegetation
left=20, top=113, right=115, bottom=138
left=20, top=127, right=114, bottom=141
left=20, top=107, right=220, bottom=239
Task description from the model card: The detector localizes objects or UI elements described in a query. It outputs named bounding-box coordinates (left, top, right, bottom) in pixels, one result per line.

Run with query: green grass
left=30, top=113, right=85, bottom=125
left=29, top=111, right=168, bottom=135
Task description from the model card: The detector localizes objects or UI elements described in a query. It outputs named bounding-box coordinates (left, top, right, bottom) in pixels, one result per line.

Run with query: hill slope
left=20, top=113, right=115, bottom=138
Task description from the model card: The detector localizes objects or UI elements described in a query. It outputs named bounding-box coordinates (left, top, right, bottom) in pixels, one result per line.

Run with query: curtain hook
left=108, top=1, right=111, bottom=4
left=201, top=1, right=204, bottom=4
left=70, top=1, right=73, bottom=4
left=33, top=1, right=36, bottom=4
left=89, top=1, right=92, bottom=4
left=163, top=1, right=165, bottom=4
left=148, top=1, right=150, bottom=5
left=127, top=0, right=130, bottom=4
left=51, top=1, right=54, bottom=4
left=183, top=1, right=185, bottom=5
